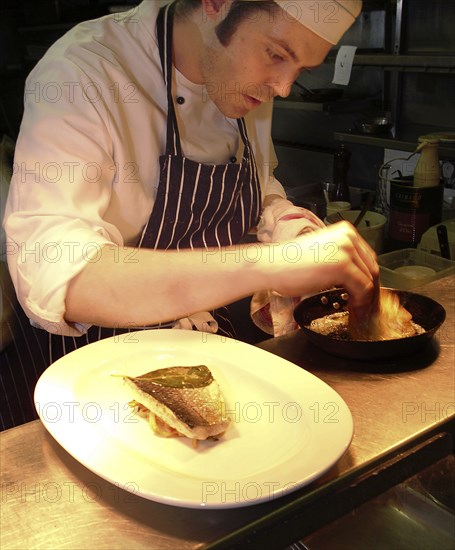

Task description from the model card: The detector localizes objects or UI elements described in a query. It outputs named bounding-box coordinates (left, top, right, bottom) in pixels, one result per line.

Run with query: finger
left=332, top=223, right=376, bottom=282
left=339, top=222, right=380, bottom=284
left=327, top=224, right=378, bottom=308
left=337, top=260, right=376, bottom=309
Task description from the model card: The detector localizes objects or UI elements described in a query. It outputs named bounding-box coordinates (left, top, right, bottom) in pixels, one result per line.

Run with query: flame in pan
left=349, top=288, right=416, bottom=341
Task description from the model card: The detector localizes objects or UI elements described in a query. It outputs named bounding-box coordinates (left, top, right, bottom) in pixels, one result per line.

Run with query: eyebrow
left=273, top=39, right=318, bottom=71
left=275, top=39, right=298, bottom=61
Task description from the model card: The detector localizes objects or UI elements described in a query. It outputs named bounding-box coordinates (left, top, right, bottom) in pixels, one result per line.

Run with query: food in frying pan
left=348, top=287, right=424, bottom=341
left=309, top=288, right=425, bottom=341
left=295, top=288, right=445, bottom=360
left=122, top=365, right=230, bottom=446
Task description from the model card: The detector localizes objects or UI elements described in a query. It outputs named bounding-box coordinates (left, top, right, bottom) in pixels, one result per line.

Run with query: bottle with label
left=388, top=137, right=443, bottom=249
left=413, top=137, right=441, bottom=188
left=331, top=144, right=351, bottom=201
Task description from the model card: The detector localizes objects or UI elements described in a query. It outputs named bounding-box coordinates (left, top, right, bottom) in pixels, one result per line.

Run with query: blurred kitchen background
left=0, top=0, right=454, bottom=225
left=272, top=0, right=455, bottom=218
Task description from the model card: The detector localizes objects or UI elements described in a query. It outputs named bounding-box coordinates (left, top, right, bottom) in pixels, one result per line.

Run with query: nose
left=267, top=68, right=300, bottom=99
left=269, top=81, right=292, bottom=98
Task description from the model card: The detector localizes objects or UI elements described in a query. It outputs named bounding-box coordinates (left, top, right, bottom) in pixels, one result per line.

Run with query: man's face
left=200, top=7, right=333, bottom=118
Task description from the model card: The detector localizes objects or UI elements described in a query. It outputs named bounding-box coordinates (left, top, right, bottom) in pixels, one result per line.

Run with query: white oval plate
left=34, top=330, right=353, bottom=509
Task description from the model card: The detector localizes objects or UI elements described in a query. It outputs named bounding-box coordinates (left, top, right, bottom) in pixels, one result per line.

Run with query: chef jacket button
left=176, top=96, right=185, bottom=105
left=230, top=156, right=237, bottom=163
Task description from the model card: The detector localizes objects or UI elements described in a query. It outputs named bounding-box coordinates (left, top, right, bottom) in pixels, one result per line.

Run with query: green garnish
left=138, top=365, right=212, bottom=388
left=117, top=365, right=213, bottom=389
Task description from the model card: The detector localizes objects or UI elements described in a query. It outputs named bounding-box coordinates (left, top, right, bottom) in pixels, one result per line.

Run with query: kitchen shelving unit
left=335, top=0, right=455, bottom=157
left=344, top=54, right=455, bottom=73
left=274, top=0, right=455, bottom=161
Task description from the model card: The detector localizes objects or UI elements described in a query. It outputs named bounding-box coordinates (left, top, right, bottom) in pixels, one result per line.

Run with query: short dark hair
left=176, top=0, right=280, bottom=45
left=215, top=1, right=279, bottom=45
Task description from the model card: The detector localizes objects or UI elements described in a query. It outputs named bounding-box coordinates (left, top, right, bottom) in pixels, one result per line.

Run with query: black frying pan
left=293, top=288, right=446, bottom=361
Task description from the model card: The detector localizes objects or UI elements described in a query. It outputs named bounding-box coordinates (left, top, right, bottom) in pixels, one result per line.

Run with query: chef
left=4, top=1, right=375, bottom=368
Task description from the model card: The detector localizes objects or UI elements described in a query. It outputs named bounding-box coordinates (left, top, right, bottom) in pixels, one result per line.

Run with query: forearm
left=65, top=222, right=379, bottom=329
left=64, top=193, right=299, bottom=329
left=64, top=244, right=270, bottom=328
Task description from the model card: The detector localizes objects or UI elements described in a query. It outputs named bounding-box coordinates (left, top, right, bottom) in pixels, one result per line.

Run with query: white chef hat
left=257, top=1, right=363, bottom=45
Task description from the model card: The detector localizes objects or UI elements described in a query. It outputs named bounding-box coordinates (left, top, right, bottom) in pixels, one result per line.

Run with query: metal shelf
left=334, top=124, right=455, bottom=158
left=351, top=54, right=455, bottom=73
left=324, top=53, right=455, bottom=73
left=274, top=96, right=379, bottom=114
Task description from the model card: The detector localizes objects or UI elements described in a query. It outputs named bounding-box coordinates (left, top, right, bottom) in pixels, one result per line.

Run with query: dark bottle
left=331, top=144, right=351, bottom=202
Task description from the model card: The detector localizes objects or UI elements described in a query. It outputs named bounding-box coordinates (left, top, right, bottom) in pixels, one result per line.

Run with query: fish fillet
left=123, top=365, right=230, bottom=440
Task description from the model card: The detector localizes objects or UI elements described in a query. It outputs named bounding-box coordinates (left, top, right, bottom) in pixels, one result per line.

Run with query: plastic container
left=378, top=248, right=455, bottom=290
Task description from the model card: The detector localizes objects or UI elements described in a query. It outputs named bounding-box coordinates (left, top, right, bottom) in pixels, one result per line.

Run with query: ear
left=201, top=0, right=231, bottom=19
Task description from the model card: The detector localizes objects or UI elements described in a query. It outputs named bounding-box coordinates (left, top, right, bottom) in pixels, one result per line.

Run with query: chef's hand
left=265, top=221, right=379, bottom=314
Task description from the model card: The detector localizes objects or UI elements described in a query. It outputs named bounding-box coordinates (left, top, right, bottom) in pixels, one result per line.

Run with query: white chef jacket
left=4, top=0, right=286, bottom=337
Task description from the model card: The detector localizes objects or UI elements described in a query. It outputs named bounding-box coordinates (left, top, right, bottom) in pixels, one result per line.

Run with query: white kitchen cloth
left=251, top=198, right=325, bottom=337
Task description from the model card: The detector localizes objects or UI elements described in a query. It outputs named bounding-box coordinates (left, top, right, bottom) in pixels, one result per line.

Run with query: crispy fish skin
left=123, top=366, right=230, bottom=440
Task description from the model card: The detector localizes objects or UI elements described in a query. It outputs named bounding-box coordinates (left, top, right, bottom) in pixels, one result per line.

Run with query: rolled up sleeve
left=4, top=58, right=123, bottom=336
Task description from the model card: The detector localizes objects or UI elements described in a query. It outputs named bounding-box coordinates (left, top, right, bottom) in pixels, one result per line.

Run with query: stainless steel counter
left=1, top=276, right=454, bottom=550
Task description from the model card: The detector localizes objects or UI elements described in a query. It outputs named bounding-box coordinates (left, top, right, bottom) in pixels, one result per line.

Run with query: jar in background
left=388, top=176, right=444, bottom=248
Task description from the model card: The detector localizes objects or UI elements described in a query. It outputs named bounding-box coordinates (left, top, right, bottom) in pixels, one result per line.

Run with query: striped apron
left=48, top=1, right=262, bottom=362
